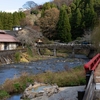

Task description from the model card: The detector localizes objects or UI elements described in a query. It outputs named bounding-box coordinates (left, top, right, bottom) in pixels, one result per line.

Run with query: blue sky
left=0, top=0, right=51, bottom=12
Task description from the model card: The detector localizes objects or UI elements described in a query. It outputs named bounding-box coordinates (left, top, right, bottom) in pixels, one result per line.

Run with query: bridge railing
left=78, top=53, right=100, bottom=100
left=82, top=71, right=95, bottom=100
left=36, top=43, right=92, bottom=47
left=84, top=53, right=100, bottom=73
left=79, top=54, right=100, bottom=100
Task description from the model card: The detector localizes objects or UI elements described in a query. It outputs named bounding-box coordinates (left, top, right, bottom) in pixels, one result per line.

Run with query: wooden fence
left=82, top=71, right=95, bottom=100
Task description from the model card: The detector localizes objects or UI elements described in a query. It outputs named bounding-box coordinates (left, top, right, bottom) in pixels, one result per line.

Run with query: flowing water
left=0, top=54, right=89, bottom=100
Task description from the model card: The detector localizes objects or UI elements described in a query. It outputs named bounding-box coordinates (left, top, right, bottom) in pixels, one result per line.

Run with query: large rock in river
left=21, top=82, right=59, bottom=100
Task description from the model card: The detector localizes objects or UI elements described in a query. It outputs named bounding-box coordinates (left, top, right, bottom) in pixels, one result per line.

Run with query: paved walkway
left=49, top=86, right=85, bottom=100
left=94, top=63, right=100, bottom=83
left=32, top=86, right=85, bottom=100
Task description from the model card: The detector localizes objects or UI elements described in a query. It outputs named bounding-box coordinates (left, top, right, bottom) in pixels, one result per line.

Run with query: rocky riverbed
left=0, top=56, right=89, bottom=85
left=1, top=55, right=88, bottom=100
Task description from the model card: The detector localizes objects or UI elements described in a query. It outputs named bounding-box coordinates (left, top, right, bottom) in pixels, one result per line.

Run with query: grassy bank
left=0, top=66, right=86, bottom=99
left=14, top=46, right=70, bottom=63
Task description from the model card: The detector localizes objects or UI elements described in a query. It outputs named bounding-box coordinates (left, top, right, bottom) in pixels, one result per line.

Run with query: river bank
left=7, top=66, right=85, bottom=100
left=0, top=54, right=89, bottom=100
left=0, top=55, right=88, bottom=85
left=7, top=85, right=85, bottom=100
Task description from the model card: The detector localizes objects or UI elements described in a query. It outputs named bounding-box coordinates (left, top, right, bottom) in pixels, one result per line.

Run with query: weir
left=0, top=54, right=14, bottom=64
left=0, top=49, right=25, bottom=65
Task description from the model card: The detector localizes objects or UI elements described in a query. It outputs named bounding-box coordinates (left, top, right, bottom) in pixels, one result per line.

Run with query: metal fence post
left=86, top=71, right=92, bottom=87
left=77, top=91, right=85, bottom=100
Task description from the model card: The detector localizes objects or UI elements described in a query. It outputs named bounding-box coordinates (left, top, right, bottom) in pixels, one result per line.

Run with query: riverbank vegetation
left=14, top=46, right=70, bottom=63
left=15, top=48, right=88, bottom=63
left=0, top=66, right=86, bottom=99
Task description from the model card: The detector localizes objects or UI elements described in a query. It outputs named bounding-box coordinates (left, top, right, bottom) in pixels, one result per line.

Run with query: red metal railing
left=84, top=53, right=100, bottom=72
left=82, top=54, right=100, bottom=100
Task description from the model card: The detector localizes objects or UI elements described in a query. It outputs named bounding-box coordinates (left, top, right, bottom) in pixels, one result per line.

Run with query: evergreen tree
left=8, top=13, right=13, bottom=30
left=0, top=19, right=3, bottom=29
left=13, top=12, right=20, bottom=26
left=0, top=11, right=25, bottom=30
left=57, top=5, right=71, bottom=42
left=71, top=8, right=83, bottom=39
left=70, top=3, right=76, bottom=12
left=82, top=1, right=97, bottom=29
left=0, top=12, right=3, bottom=29
left=18, top=11, right=26, bottom=21
left=70, top=0, right=97, bottom=39
left=94, top=0, right=100, bottom=16
left=3, top=12, right=9, bottom=29
left=75, top=8, right=82, bottom=27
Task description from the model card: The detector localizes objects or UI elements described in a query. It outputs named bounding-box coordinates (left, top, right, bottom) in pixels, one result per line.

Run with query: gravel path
left=49, top=86, right=85, bottom=100
left=32, top=86, right=85, bottom=100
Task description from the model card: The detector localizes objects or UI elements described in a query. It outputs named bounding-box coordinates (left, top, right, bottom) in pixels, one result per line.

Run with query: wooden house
left=0, top=30, right=19, bottom=50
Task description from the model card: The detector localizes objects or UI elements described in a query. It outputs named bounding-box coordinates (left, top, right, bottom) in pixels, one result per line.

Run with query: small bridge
left=78, top=53, right=100, bottom=100
left=36, top=43, right=95, bottom=57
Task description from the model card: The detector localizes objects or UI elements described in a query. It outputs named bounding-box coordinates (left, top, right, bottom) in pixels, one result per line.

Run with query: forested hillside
left=38, top=0, right=100, bottom=42
left=0, top=0, right=100, bottom=43
left=0, top=11, right=26, bottom=30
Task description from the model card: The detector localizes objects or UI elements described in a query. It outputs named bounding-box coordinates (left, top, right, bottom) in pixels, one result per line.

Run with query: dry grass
left=0, top=72, right=32, bottom=94
left=33, top=66, right=86, bottom=86
left=0, top=66, right=85, bottom=99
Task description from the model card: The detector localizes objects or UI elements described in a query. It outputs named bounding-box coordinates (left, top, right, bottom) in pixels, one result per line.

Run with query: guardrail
left=36, top=43, right=92, bottom=49
left=82, top=71, right=95, bottom=100
left=84, top=53, right=100, bottom=73
left=78, top=54, right=100, bottom=100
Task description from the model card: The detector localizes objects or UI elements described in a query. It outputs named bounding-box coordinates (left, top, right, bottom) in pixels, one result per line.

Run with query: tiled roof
left=0, top=33, right=19, bottom=42
left=5, top=30, right=18, bottom=37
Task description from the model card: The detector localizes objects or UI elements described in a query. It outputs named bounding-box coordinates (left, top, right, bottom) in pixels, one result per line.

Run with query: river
left=0, top=54, right=89, bottom=100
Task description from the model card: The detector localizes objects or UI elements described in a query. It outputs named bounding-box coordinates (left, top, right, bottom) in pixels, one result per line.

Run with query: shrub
left=78, top=77, right=86, bottom=85
left=27, top=78, right=33, bottom=83
left=13, top=82, right=21, bottom=92
left=30, top=10, right=39, bottom=15
left=15, top=52, right=21, bottom=62
left=0, top=90, right=9, bottom=99
left=27, top=46, right=33, bottom=57
left=2, top=79, right=15, bottom=93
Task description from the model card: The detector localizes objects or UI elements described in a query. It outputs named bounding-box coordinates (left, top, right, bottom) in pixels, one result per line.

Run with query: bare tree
left=20, top=17, right=32, bottom=27
left=22, top=1, right=38, bottom=10
left=91, top=24, right=100, bottom=51
left=17, top=26, right=43, bottom=47
left=18, top=8, right=24, bottom=12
